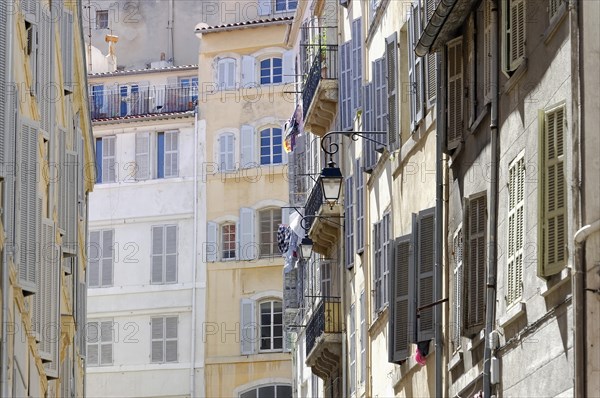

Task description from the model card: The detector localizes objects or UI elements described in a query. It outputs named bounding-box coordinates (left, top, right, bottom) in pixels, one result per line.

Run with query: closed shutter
left=447, top=37, right=463, bottom=150
left=65, top=151, right=78, bottom=251
left=164, top=131, right=178, bottom=177
left=508, top=0, right=525, bottom=71
left=61, top=8, right=73, bottom=91
left=283, top=50, right=295, bottom=83
left=165, top=316, right=178, bottom=362
left=3, top=87, right=17, bottom=255
left=38, top=218, right=56, bottom=362
left=241, top=55, right=256, bottom=86
left=240, top=298, right=257, bottom=355
left=483, top=0, right=492, bottom=103
left=349, top=303, right=356, bottom=394
left=239, top=208, right=256, bottom=260
left=539, top=106, right=567, bottom=276
left=416, top=208, right=435, bottom=342
left=258, top=0, right=271, bottom=15
left=340, top=42, right=353, bottom=130
left=78, top=282, right=87, bottom=356
left=389, top=235, right=414, bottom=363
left=219, top=133, right=235, bottom=171
left=374, top=58, right=387, bottom=143
left=135, top=133, right=150, bottom=180
left=151, top=317, right=164, bottom=362
left=507, top=157, right=525, bottom=305
left=0, top=7, right=7, bottom=167
left=452, top=228, right=463, bottom=350
left=100, top=320, right=113, bottom=365
left=467, top=17, right=475, bottom=126
left=344, top=176, right=354, bottom=269
left=206, top=222, right=218, bottom=262
left=88, top=231, right=100, bottom=287
left=101, top=230, right=114, bottom=286
left=18, top=120, right=39, bottom=294
left=408, top=3, right=424, bottom=128
left=465, top=194, right=486, bottom=333
left=240, top=125, right=255, bottom=169
left=356, top=158, right=365, bottom=252
left=362, top=82, right=378, bottom=172
left=87, top=321, right=99, bottom=365
left=152, top=226, right=164, bottom=283
left=38, top=6, right=52, bottom=133
left=352, top=18, right=363, bottom=111
left=102, top=136, right=116, bottom=183
left=165, top=225, right=177, bottom=283
left=426, top=53, right=437, bottom=107
left=386, top=32, right=399, bottom=149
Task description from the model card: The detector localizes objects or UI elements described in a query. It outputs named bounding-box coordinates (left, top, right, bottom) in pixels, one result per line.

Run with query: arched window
left=258, top=208, right=282, bottom=257
left=239, top=384, right=292, bottom=398
left=259, top=300, right=283, bottom=351
left=260, top=57, right=283, bottom=84
left=259, top=127, right=283, bottom=165
left=221, top=223, right=236, bottom=260
left=218, top=133, right=235, bottom=171
left=217, top=58, right=236, bottom=89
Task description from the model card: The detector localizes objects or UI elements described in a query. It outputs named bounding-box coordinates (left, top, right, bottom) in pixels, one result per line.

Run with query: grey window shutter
left=38, top=6, right=52, bottom=133
left=165, top=316, right=178, bottom=362
left=355, top=158, right=365, bottom=252
left=100, top=321, right=113, bottom=365
left=65, top=151, right=78, bottom=251
left=165, top=131, right=178, bottom=177
left=282, top=50, right=295, bottom=84
left=88, top=231, right=101, bottom=287
left=344, top=176, right=354, bottom=269
left=240, top=298, right=256, bottom=355
left=447, top=37, right=463, bottom=150
left=3, top=87, right=17, bottom=256
left=102, top=230, right=114, bottom=286
left=258, top=0, right=272, bottom=16
left=416, top=207, right=435, bottom=342
left=239, top=208, right=256, bottom=260
left=241, top=55, right=256, bottom=86
left=102, top=136, right=116, bottom=183
left=465, top=194, right=486, bottom=333
left=452, top=228, right=464, bottom=349
left=18, top=120, right=39, bottom=294
left=389, top=234, right=414, bottom=363
left=206, top=222, right=218, bottom=262
left=466, top=17, right=475, bottom=126
left=152, top=225, right=165, bottom=284
left=385, top=32, right=399, bottom=149
left=340, top=42, right=353, bottom=130
left=151, top=317, right=164, bottom=362
left=426, top=53, right=437, bottom=107
left=135, top=133, right=150, bottom=180
left=87, top=321, right=99, bottom=366
left=374, top=58, right=388, bottom=138
left=61, top=8, right=73, bottom=92
left=165, top=225, right=178, bottom=283
left=240, top=125, right=256, bottom=169
left=363, top=82, right=378, bottom=172
left=0, top=8, right=7, bottom=168
left=352, top=18, right=363, bottom=111
left=79, top=282, right=87, bottom=357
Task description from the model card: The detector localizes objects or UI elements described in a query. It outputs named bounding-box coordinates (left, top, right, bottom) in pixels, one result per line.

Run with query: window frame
left=258, top=208, right=282, bottom=258
left=95, top=9, right=109, bottom=29
left=221, top=222, right=237, bottom=261
left=239, top=384, right=293, bottom=398
left=373, top=212, right=391, bottom=314
left=259, top=127, right=284, bottom=166
left=259, top=57, right=283, bottom=85
left=274, top=0, right=297, bottom=13
left=258, top=300, right=284, bottom=352
left=151, top=316, right=179, bottom=363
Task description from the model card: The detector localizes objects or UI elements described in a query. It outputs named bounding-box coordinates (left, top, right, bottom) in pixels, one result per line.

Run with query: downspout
left=1, top=5, right=15, bottom=397
left=189, top=100, right=200, bottom=397
left=434, top=47, right=446, bottom=398
left=483, top=1, right=499, bottom=397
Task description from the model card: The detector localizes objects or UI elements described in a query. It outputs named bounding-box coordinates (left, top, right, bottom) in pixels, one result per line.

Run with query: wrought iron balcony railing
left=302, top=45, right=338, bottom=118
left=89, top=84, right=197, bottom=120
left=303, top=182, right=323, bottom=232
left=305, top=297, right=342, bottom=358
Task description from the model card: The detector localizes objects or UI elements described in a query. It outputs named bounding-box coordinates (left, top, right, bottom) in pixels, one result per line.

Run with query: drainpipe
left=435, top=47, right=446, bottom=398
left=1, top=5, right=15, bottom=397
left=483, top=2, right=499, bottom=397
left=189, top=102, right=200, bottom=398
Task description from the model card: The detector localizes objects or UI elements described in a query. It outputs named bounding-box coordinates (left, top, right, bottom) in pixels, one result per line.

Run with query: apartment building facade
left=0, top=1, right=95, bottom=397
left=85, top=66, right=205, bottom=397
left=196, top=14, right=296, bottom=398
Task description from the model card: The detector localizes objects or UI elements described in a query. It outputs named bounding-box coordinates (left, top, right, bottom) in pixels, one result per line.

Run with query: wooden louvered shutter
left=18, top=120, right=39, bottom=294
left=66, top=151, right=78, bottom=252
left=340, top=42, right=353, bottom=130
left=465, top=194, right=486, bottom=333
left=539, top=106, right=567, bottom=277
left=447, top=37, right=463, bottom=150
left=240, top=125, right=255, bottom=169
left=241, top=55, right=256, bottom=86
left=389, top=235, right=414, bottom=363
left=426, top=53, right=437, bottom=107
left=151, top=226, right=165, bottom=284
left=165, top=317, right=178, bottom=362
left=102, top=136, right=116, bottom=183
left=386, top=33, right=399, bottom=149
left=165, top=131, right=178, bottom=177
left=362, top=82, right=378, bottom=172
left=355, top=158, right=365, bottom=252
left=135, top=133, right=150, bottom=180
left=61, top=7, right=73, bottom=92
left=417, top=208, right=435, bottom=342
left=467, top=16, right=476, bottom=126
left=151, top=317, right=164, bottom=362
left=3, top=80, right=17, bottom=257
left=409, top=2, right=424, bottom=126
left=483, top=0, right=492, bottom=103
left=240, top=298, right=256, bottom=355
left=352, top=18, right=363, bottom=111
left=374, top=58, right=388, bottom=150
left=507, top=157, right=525, bottom=305
left=87, top=321, right=99, bottom=365
left=206, top=222, right=218, bottom=262
left=101, top=230, right=114, bottom=286
left=239, top=208, right=256, bottom=260
left=165, top=225, right=177, bottom=283
left=45, top=219, right=60, bottom=378
left=100, top=320, right=113, bottom=365
left=508, top=0, right=526, bottom=71
left=452, top=228, right=463, bottom=350
left=344, top=176, right=354, bottom=269
left=39, top=5, right=52, bottom=133
left=78, top=282, right=87, bottom=356
left=0, top=7, right=6, bottom=168
left=88, top=231, right=101, bottom=287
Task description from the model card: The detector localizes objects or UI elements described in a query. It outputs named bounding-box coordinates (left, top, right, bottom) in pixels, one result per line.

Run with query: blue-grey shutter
left=344, top=176, right=354, bottom=269
left=447, top=37, right=463, bottom=150
left=0, top=6, right=7, bottom=168
left=206, top=222, right=218, bottom=262
left=240, top=125, right=255, bottom=169
left=240, top=298, right=256, bottom=355
left=3, top=59, right=17, bottom=257
left=61, top=7, right=73, bottom=92
left=374, top=58, right=387, bottom=150
left=283, top=50, right=295, bottom=84
left=101, top=230, right=114, bottom=286
left=66, top=151, right=78, bottom=252
left=239, top=208, right=256, bottom=260
left=352, top=18, right=363, bottom=112
left=388, top=234, right=414, bottom=363
left=88, top=231, right=100, bottom=287
left=417, top=208, right=435, bottom=342
left=386, top=32, right=399, bottom=149
left=258, top=0, right=272, bottom=15
left=363, top=82, right=378, bottom=172
left=135, top=133, right=150, bottom=180
left=355, top=158, right=365, bottom=252
left=152, top=226, right=165, bottom=283
left=165, top=225, right=177, bottom=283
left=340, top=42, right=352, bottom=130
left=241, top=56, right=256, bottom=86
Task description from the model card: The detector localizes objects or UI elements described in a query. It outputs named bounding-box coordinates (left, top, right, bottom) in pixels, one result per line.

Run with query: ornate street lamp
left=319, top=160, right=344, bottom=209
left=299, top=237, right=314, bottom=260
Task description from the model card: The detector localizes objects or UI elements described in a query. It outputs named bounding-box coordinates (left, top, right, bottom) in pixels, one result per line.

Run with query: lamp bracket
left=321, top=131, right=387, bottom=160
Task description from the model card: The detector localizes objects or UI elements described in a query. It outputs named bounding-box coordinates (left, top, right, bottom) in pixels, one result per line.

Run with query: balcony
left=301, top=44, right=338, bottom=137
left=305, top=298, right=342, bottom=380
left=89, top=84, right=197, bottom=121
left=303, top=182, right=342, bottom=256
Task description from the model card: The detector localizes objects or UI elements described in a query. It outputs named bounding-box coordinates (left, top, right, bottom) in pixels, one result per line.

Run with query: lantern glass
left=319, top=163, right=343, bottom=204
left=300, top=237, right=313, bottom=259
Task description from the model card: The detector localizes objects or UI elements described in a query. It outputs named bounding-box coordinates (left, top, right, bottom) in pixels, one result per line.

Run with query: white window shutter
left=165, top=317, right=178, bottom=362
left=240, top=298, right=256, bottom=355
left=165, top=225, right=177, bottom=283
left=447, top=37, right=463, bottom=150
left=452, top=228, right=464, bottom=350
left=507, top=157, right=524, bottom=305
left=218, top=60, right=227, bottom=87
left=152, top=226, right=165, bottom=284
left=206, top=222, right=218, bottom=262
left=135, top=133, right=150, bottom=180
left=281, top=206, right=291, bottom=226
left=416, top=208, right=435, bottom=342
left=151, top=317, right=164, bottom=362
left=100, top=321, right=113, bottom=365
left=88, top=231, right=101, bottom=287
left=102, top=230, right=114, bottom=286
left=240, top=125, right=256, bottom=169
left=241, top=56, right=256, bottom=86
left=87, top=322, right=99, bottom=366
left=282, top=50, right=295, bottom=83
left=102, top=136, right=116, bottom=183
left=239, top=208, right=256, bottom=260
left=227, top=60, right=236, bottom=89
left=164, top=131, right=179, bottom=178
left=61, top=8, right=73, bottom=91
left=258, top=0, right=272, bottom=15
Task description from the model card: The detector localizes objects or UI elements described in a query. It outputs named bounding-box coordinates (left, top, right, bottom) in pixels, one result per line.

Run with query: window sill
left=366, top=0, right=390, bottom=45
left=503, top=60, right=528, bottom=94
left=447, top=351, right=463, bottom=371
left=544, top=5, right=568, bottom=45
left=498, top=301, right=526, bottom=328
left=539, top=266, right=571, bottom=297
left=465, top=329, right=485, bottom=351
left=368, top=304, right=388, bottom=334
